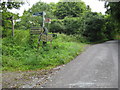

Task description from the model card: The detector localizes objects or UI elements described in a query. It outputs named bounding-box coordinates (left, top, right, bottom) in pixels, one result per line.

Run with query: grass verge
left=2, top=30, right=87, bottom=71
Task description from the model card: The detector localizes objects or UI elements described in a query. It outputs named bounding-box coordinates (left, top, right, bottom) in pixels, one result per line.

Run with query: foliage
left=1, top=11, right=19, bottom=30
left=48, top=11, right=118, bottom=42
left=53, top=1, right=87, bottom=19
left=2, top=30, right=86, bottom=71
left=2, top=1, right=120, bottom=72
left=1, top=9, right=19, bottom=33
left=103, top=15, right=117, bottom=40
left=105, top=2, right=120, bottom=36
left=49, top=19, right=65, bottom=33
left=30, top=2, right=56, bottom=19
left=63, top=16, right=82, bottom=35
left=16, top=2, right=56, bottom=30
left=0, top=1, right=24, bottom=11
left=105, top=2, right=120, bottom=24
left=1, top=0, right=24, bottom=37
left=81, top=12, right=106, bottom=42
left=49, top=17, right=83, bottom=35
left=15, top=11, right=43, bottom=30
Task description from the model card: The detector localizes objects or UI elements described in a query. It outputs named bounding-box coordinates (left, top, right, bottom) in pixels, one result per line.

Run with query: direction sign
left=41, top=34, right=53, bottom=42
left=45, top=18, right=51, bottom=23
left=33, top=12, right=43, bottom=16
left=30, top=27, right=44, bottom=35
left=33, top=11, right=46, bottom=16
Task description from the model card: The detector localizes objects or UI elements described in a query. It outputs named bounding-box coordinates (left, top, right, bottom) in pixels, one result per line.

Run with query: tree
left=105, top=2, right=120, bottom=23
left=82, top=12, right=106, bottom=42
left=16, top=1, right=56, bottom=30
left=0, top=1, right=23, bottom=11
left=29, top=2, right=55, bottom=18
left=105, top=2, right=120, bottom=34
left=63, top=16, right=82, bottom=35
left=0, top=1, right=24, bottom=30
left=0, top=0, right=24, bottom=37
left=49, top=19, right=65, bottom=33
left=54, top=1, right=87, bottom=19
left=15, top=10, right=43, bottom=30
left=103, top=15, right=116, bottom=40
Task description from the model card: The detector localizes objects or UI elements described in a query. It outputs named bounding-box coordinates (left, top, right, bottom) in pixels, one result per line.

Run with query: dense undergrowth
left=2, top=30, right=86, bottom=71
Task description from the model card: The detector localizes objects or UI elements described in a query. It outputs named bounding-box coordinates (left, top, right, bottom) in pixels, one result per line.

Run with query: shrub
left=63, top=17, right=81, bottom=35
left=49, top=19, right=65, bottom=33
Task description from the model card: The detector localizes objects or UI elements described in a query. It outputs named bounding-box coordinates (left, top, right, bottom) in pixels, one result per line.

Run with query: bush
left=82, top=12, right=106, bottom=42
left=2, top=30, right=30, bottom=46
left=103, top=16, right=118, bottom=40
left=49, top=17, right=83, bottom=35
left=63, top=17, right=81, bottom=35
left=49, top=19, right=65, bottom=33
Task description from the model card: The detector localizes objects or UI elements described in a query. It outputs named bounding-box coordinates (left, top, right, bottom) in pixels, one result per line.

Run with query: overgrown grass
left=2, top=30, right=86, bottom=71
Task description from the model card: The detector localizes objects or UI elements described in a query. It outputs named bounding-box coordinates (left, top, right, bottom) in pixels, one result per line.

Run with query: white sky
left=10, top=0, right=106, bottom=16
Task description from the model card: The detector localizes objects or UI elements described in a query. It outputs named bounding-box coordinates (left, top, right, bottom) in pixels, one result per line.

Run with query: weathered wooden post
left=42, top=12, right=47, bottom=46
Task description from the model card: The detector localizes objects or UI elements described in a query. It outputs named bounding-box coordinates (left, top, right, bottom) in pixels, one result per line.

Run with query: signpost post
left=42, top=12, right=46, bottom=27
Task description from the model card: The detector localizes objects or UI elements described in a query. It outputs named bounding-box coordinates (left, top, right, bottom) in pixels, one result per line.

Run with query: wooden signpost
left=30, top=11, right=54, bottom=48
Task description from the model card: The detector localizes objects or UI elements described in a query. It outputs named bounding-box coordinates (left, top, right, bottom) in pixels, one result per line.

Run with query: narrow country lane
left=40, top=40, right=119, bottom=88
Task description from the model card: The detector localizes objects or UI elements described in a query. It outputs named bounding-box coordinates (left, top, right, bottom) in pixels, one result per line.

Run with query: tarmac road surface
left=40, top=40, right=119, bottom=88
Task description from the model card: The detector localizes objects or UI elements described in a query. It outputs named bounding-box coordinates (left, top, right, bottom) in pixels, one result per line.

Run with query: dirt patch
left=2, top=65, right=64, bottom=88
